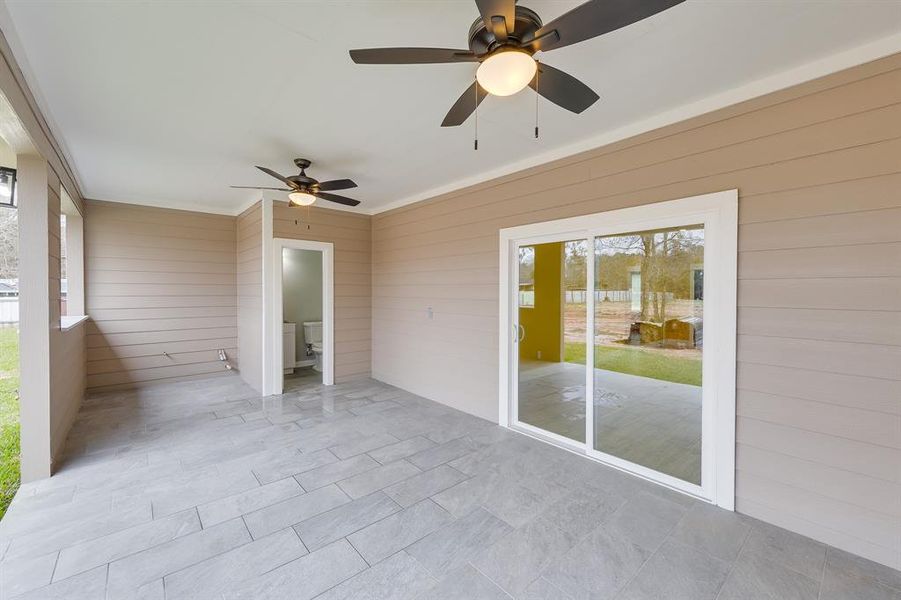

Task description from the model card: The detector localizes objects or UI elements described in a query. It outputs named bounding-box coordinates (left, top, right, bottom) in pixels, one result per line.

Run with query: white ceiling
left=1, top=0, right=900, bottom=215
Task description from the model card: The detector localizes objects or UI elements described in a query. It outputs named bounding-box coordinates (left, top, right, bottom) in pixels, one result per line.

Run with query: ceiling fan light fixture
left=288, top=191, right=316, bottom=206
left=476, top=49, right=536, bottom=96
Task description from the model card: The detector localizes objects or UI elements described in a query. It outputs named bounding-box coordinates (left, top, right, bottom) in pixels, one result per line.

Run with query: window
left=59, top=187, right=85, bottom=323
left=59, top=212, right=67, bottom=315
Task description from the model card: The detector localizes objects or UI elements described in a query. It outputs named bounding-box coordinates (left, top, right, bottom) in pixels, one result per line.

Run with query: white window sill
left=60, top=315, right=89, bottom=331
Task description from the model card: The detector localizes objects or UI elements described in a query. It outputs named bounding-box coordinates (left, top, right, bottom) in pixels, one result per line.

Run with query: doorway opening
left=282, top=247, right=324, bottom=391
left=268, top=238, right=334, bottom=395
left=500, top=190, right=737, bottom=508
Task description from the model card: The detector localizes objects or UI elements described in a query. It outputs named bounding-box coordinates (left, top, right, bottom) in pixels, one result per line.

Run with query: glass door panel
left=516, top=239, right=587, bottom=443
left=593, top=225, right=705, bottom=485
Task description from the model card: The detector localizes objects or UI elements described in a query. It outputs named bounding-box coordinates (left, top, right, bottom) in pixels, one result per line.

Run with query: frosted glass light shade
left=476, top=50, right=536, bottom=96
left=289, top=191, right=316, bottom=206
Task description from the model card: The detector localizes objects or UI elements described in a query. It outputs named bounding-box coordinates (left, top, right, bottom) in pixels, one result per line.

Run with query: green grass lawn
left=0, top=327, right=19, bottom=519
left=564, top=342, right=702, bottom=386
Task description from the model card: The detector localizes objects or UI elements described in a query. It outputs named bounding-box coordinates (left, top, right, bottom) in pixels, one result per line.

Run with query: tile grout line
left=163, top=525, right=309, bottom=597
left=47, top=549, right=61, bottom=586
left=289, top=523, right=309, bottom=555
left=120, top=516, right=257, bottom=595
left=712, top=525, right=753, bottom=600
left=52, top=509, right=208, bottom=589
left=345, top=535, right=373, bottom=568
left=468, top=560, right=515, bottom=599
left=816, top=550, right=828, bottom=600
left=610, top=538, right=664, bottom=600
left=602, top=495, right=692, bottom=600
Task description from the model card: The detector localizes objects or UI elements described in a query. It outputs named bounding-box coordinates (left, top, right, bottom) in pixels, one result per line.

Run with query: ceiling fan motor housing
left=468, top=6, right=543, bottom=56
left=289, top=158, right=319, bottom=191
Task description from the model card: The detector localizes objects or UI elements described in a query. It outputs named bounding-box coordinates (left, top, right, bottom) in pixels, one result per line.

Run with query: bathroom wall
left=518, top=242, right=562, bottom=363
left=282, top=248, right=323, bottom=360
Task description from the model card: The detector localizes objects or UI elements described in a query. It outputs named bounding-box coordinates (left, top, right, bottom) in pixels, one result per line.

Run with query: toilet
left=302, top=321, right=323, bottom=372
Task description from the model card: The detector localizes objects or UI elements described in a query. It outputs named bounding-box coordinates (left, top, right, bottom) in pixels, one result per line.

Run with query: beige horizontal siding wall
left=273, top=201, right=371, bottom=382
left=372, top=53, right=901, bottom=568
left=84, top=200, right=238, bottom=390
left=237, top=201, right=263, bottom=392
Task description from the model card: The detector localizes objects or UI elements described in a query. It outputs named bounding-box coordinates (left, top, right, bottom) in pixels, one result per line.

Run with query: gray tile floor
left=519, top=360, right=702, bottom=484
left=0, top=375, right=898, bottom=599
left=284, top=367, right=321, bottom=393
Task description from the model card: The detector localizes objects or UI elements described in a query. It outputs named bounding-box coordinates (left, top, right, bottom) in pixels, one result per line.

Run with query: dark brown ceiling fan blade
left=441, top=81, right=488, bottom=127
left=317, top=179, right=357, bottom=191
left=349, top=48, right=479, bottom=64
left=255, top=166, right=297, bottom=187
left=526, top=0, right=685, bottom=53
left=475, top=0, right=515, bottom=40
left=230, top=185, right=293, bottom=191
left=530, top=63, right=599, bottom=114
left=314, top=192, right=361, bottom=207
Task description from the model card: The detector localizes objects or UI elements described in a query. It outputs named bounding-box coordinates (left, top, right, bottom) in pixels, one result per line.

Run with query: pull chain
left=534, top=60, right=540, bottom=139
left=474, top=78, right=479, bottom=151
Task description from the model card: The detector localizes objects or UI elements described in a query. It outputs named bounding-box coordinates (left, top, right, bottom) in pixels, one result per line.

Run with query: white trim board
left=498, top=189, right=738, bottom=510
left=261, top=198, right=274, bottom=395
left=265, top=237, right=335, bottom=395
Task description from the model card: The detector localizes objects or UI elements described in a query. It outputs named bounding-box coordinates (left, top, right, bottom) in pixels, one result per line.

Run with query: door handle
left=517, top=324, right=525, bottom=342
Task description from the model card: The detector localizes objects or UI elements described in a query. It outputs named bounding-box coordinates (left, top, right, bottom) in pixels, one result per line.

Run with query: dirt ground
left=564, top=300, right=702, bottom=359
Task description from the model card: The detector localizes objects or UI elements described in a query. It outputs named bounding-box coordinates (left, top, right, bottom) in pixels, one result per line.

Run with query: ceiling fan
left=231, top=158, right=361, bottom=207
left=350, top=0, right=684, bottom=126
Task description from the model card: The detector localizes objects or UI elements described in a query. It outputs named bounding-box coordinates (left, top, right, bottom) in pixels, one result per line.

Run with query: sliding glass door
left=502, top=192, right=737, bottom=506
left=592, top=226, right=704, bottom=485
left=515, top=239, right=587, bottom=444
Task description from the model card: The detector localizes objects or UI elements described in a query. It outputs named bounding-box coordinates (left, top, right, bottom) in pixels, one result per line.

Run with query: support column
left=17, top=155, right=52, bottom=482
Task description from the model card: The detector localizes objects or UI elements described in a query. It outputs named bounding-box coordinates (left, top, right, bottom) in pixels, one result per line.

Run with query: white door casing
left=265, top=237, right=335, bottom=395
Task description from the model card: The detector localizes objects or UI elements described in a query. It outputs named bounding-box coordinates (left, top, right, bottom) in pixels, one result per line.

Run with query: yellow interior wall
left=519, top=242, right=562, bottom=362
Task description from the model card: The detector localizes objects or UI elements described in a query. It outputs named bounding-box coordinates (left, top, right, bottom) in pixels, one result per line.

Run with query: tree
left=0, top=208, right=16, bottom=279
left=564, top=240, right=586, bottom=290
left=596, top=227, right=704, bottom=322
left=518, top=246, right=534, bottom=283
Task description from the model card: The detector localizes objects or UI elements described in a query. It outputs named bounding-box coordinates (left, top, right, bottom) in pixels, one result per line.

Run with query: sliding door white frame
left=498, top=189, right=737, bottom=509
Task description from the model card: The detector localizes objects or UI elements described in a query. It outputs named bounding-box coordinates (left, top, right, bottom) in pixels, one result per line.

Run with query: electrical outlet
left=537, top=350, right=542, bottom=360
